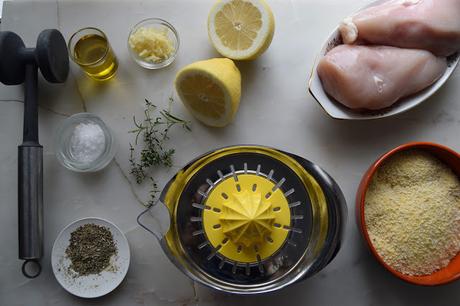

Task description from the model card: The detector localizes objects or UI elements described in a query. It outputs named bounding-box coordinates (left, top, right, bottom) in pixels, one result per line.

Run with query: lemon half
left=175, top=58, right=241, bottom=127
left=208, top=0, right=275, bottom=60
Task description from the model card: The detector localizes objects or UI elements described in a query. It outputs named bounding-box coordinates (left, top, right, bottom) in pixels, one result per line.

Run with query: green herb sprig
left=129, top=98, right=191, bottom=206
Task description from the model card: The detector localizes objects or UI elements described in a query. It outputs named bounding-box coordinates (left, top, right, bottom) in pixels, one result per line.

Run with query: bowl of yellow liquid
left=68, top=27, right=118, bottom=81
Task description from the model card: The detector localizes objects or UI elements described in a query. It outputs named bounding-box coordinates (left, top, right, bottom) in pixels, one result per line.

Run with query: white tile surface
left=1, top=0, right=460, bottom=305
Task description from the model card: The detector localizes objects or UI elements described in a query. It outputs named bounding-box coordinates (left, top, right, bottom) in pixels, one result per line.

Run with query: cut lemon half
left=208, top=0, right=275, bottom=60
left=175, top=58, right=241, bottom=127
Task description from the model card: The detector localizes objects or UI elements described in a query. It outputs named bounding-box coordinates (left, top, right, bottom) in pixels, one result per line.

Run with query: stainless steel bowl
left=138, top=145, right=347, bottom=294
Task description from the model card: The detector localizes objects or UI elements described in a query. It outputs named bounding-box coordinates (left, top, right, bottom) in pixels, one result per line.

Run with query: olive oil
left=74, top=34, right=107, bottom=63
left=70, top=31, right=118, bottom=81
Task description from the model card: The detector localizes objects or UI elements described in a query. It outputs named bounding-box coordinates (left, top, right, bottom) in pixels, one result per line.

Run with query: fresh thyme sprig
left=129, top=98, right=191, bottom=206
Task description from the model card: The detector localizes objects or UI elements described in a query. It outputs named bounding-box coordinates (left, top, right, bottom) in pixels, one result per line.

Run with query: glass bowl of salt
left=55, top=113, right=116, bottom=172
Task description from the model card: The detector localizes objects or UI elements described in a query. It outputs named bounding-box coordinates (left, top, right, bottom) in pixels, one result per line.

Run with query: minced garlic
left=365, top=150, right=460, bottom=276
left=128, top=26, right=175, bottom=63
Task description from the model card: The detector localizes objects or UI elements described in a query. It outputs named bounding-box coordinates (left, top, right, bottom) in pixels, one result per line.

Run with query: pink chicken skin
left=339, top=0, right=460, bottom=57
left=317, top=45, right=447, bottom=110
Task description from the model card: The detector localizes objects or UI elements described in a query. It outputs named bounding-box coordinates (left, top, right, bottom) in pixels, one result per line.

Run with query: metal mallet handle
left=18, top=63, right=43, bottom=278
left=18, top=145, right=43, bottom=278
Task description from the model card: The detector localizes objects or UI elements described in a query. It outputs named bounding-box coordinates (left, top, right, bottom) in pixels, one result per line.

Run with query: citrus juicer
left=0, top=30, right=69, bottom=278
left=138, top=145, right=347, bottom=294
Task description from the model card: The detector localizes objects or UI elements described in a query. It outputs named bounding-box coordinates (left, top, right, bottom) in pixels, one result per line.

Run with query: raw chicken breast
left=339, top=0, right=460, bottom=56
left=317, top=45, right=447, bottom=110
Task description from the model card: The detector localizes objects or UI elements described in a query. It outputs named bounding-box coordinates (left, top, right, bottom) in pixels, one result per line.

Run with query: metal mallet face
left=0, top=29, right=69, bottom=278
left=0, top=30, right=69, bottom=84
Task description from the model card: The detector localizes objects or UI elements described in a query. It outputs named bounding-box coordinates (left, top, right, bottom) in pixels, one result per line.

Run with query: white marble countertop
left=1, top=0, right=460, bottom=305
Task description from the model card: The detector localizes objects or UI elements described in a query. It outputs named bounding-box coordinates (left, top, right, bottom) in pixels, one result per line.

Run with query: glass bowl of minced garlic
left=128, top=18, right=179, bottom=69
left=357, top=142, right=460, bottom=286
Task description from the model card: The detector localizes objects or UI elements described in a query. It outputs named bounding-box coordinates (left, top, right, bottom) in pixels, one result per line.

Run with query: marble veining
left=1, top=0, right=460, bottom=305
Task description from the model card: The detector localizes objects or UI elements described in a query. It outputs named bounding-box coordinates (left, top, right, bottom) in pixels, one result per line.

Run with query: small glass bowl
left=55, top=113, right=117, bottom=172
left=127, top=18, right=180, bottom=69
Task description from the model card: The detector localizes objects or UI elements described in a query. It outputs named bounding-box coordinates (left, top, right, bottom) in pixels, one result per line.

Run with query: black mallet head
left=0, top=29, right=69, bottom=85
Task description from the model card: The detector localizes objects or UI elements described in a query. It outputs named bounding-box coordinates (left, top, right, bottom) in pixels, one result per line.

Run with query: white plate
left=308, top=0, right=460, bottom=120
left=51, top=218, right=130, bottom=298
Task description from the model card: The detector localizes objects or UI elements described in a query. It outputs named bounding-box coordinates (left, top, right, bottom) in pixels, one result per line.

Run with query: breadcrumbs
left=365, top=150, right=460, bottom=276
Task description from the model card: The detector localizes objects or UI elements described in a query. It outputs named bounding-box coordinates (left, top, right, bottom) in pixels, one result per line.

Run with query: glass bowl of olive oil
left=68, top=27, right=118, bottom=81
left=128, top=18, right=180, bottom=69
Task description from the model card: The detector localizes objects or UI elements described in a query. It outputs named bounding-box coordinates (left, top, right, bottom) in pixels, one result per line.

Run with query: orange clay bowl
left=356, top=142, right=460, bottom=286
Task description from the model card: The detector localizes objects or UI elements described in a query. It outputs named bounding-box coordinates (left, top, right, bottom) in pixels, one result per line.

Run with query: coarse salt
left=70, top=122, right=106, bottom=164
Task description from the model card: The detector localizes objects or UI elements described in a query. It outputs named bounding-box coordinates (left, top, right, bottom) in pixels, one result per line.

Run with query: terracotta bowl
left=356, top=142, right=460, bottom=285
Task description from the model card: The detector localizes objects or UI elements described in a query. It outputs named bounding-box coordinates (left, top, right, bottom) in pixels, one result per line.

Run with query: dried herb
left=129, top=98, right=191, bottom=206
left=65, top=224, right=117, bottom=276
